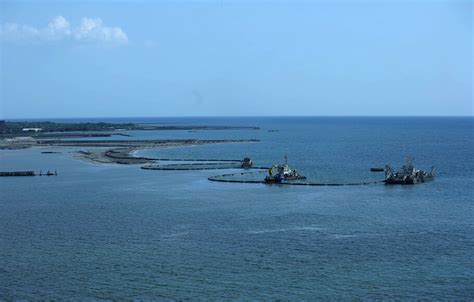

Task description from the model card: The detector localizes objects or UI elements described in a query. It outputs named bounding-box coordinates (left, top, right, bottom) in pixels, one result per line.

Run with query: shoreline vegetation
left=0, top=121, right=260, bottom=165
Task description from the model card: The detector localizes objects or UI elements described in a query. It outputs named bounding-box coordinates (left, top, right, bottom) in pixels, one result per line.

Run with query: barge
left=265, top=156, right=306, bottom=183
left=385, top=157, right=435, bottom=185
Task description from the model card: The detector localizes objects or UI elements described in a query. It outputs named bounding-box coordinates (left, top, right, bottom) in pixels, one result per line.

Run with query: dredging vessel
left=264, top=155, right=306, bottom=183
left=384, top=157, right=435, bottom=185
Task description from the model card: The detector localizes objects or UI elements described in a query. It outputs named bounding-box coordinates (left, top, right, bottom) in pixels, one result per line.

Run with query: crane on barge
left=384, top=157, right=435, bottom=185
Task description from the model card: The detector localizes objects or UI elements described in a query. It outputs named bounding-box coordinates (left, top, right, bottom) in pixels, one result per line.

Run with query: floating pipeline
left=0, top=170, right=58, bottom=177
left=151, top=158, right=243, bottom=162
left=0, top=171, right=35, bottom=177
left=208, top=171, right=385, bottom=186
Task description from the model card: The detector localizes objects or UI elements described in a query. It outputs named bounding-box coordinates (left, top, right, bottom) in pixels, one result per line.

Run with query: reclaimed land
left=0, top=137, right=259, bottom=164
left=36, top=139, right=258, bottom=148
left=77, top=148, right=156, bottom=164
left=72, top=139, right=258, bottom=164
left=0, top=121, right=260, bottom=164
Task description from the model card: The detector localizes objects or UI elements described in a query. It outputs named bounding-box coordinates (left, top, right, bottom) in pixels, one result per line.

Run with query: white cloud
left=74, top=17, right=128, bottom=43
left=0, top=16, right=128, bottom=44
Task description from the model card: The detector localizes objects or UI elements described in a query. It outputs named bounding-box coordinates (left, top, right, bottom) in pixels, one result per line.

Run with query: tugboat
left=241, top=157, right=253, bottom=168
left=264, top=155, right=306, bottom=183
left=384, top=157, right=435, bottom=185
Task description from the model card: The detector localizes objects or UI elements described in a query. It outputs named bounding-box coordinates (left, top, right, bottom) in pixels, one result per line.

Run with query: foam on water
left=248, top=226, right=325, bottom=234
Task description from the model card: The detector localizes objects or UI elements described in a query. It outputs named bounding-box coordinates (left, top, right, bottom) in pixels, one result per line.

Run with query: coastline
left=1, top=120, right=261, bottom=166
left=1, top=138, right=259, bottom=165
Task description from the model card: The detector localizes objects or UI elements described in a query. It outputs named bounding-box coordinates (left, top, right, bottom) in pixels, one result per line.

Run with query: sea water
left=0, top=117, right=472, bottom=299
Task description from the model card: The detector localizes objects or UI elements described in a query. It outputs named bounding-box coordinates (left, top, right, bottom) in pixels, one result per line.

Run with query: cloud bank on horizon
left=0, top=16, right=128, bottom=44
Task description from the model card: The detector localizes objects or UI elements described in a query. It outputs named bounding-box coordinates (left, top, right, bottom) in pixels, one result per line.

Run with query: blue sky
left=0, top=0, right=472, bottom=118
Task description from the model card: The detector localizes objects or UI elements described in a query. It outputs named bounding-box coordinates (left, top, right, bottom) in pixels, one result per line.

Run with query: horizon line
left=2, top=114, right=473, bottom=120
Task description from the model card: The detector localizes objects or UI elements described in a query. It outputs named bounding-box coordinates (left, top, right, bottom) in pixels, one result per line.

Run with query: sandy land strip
left=1, top=138, right=258, bottom=149
left=76, top=148, right=159, bottom=165
left=35, top=139, right=258, bottom=148
left=65, top=139, right=258, bottom=165
left=1, top=138, right=259, bottom=164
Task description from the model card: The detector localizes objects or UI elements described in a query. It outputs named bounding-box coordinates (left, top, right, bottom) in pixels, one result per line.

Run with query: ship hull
left=385, top=175, right=434, bottom=185
left=264, top=175, right=307, bottom=184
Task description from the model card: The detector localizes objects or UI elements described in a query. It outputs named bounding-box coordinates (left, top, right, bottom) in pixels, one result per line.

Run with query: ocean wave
left=332, top=234, right=358, bottom=239
left=248, top=226, right=324, bottom=234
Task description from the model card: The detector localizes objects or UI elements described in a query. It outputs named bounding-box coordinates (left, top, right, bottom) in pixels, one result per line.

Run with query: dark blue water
left=1, top=117, right=473, bottom=299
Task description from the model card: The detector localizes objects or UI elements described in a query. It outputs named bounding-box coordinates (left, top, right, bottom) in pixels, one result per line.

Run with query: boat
left=241, top=157, right=253, bottom=168
left=384, top=157, right=435, bottom=185
left=45, top=170, right=57, bottom=176
left=264, top=155, right=306, bottom=183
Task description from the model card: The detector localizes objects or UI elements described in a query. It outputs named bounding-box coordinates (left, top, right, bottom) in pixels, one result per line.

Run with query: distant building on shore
left=22, top=128, right=43, bottom=133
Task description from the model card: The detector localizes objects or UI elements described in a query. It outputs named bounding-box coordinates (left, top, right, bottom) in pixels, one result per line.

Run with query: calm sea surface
left=1, top=117, right=473, bottom=300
